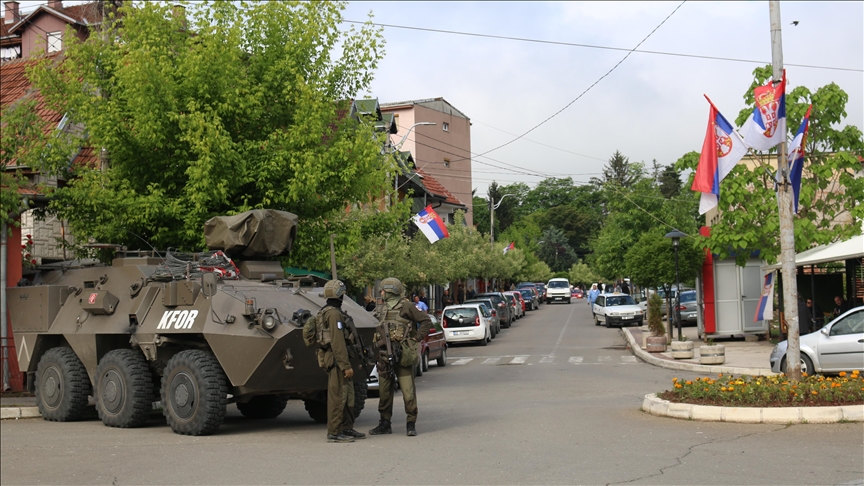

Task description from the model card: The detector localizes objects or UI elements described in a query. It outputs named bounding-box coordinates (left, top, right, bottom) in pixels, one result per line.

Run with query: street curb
left=620, top=328, right=777, bottom=377
left=642, top=393, right=864, bottom=423
left=1, top=407, right=41, bottom=420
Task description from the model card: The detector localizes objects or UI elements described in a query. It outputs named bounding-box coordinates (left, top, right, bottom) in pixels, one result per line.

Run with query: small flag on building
left=412, top=205, right=449, bottom=244
left=754, top=271, right=775, bottom=322
left=503, top=242, right=515, bottom=254
left=741, top=71, right=786, bottom=151
left=788, top=105, right=812, bottom=213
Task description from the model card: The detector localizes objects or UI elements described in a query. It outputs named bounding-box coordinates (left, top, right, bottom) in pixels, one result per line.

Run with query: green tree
left=537, top=227, right=578, bottom=272
left=568, top=262, right=600, bottom=288
left=520, top=177, right=578, bottom=215
left=679, top=68, right=864, bottom=265
left=624, top=230, right=703, bottom=290
left=593, top=150, right=643, bottom=188
left=27, top=1, right=392, bottom=269
left=658, top=165, right=682, bottom=199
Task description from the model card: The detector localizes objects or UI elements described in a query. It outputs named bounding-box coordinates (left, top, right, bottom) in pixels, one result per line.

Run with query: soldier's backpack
left=302, top=306, right=333, bottom=349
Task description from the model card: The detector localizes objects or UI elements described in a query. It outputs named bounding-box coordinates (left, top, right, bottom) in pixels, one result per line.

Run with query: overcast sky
left=340, top=1, right=863, bottom=198
left=6, top=1, right=862, bottom=200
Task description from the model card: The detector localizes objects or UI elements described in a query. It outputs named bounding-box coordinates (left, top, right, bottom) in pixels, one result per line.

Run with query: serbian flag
left=754, top=271, right=775, bottom=322
left=741, top=71, right=786, bottom=151
left=412, top=205, right=449, bottom=243
left=692, top=96, right=749, bottom=215
left=788, top=105, right=812, bottom=213
left=502, top=242, right=515, bottom=255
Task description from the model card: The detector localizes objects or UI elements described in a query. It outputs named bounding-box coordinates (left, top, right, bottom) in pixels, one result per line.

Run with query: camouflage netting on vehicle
left=203, top=209, right=298, bottom=258
left=151, top=251, right=240, bottom=281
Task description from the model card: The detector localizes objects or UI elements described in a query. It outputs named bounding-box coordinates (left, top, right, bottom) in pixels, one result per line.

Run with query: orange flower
left=718, top=373, right=723, bottom=377
left=811, top=391, right=818, bottom=395
left=704, top=388, right=709, bottom=392
left=674, top=383, right=682, bottom=388
left=672, top=378, right=678, bottom=383
left=728, top=386, right=735, bottom=392
left=686, top=381, right=693, bottom=385
left=802, top=372, right=808, bottom=377
left=839, top=371, right=847, bottom=377
left=721, top=387, right=727, bottom=392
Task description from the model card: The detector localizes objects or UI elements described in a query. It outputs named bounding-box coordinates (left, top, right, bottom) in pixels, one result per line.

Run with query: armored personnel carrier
left=6, top=210, right=376, bottom=436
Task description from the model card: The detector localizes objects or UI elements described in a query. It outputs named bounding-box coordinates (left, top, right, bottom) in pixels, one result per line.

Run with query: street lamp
left=490, top=193, right=516, bottom=245
left=383, top=122, right=436, bottom=155
left=664, top=229, right=686, bottom=341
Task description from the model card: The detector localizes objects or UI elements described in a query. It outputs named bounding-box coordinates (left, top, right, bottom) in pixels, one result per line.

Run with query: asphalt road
left=2, top=300, right=862, bottom=485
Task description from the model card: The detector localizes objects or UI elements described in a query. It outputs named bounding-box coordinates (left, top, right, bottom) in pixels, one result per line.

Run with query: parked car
left=417, top=315, right=448, bottom=376
left=518, top=287, right=539, bottom=310
left=545, top=278, right=571, bottom=304
left=474, top=292, right=513, bottom=328
left=464, top=299, right=502, bottom=335
left=503, top=292, right=522, bottom=320
left=533, top=283, right=547, bottom=302
left=571, top=288, right=584, bottom=299
left=593, top=293, right=644, bottom=327
left=770, top=306, right=864, bottom=375
left=442, top=304, right=493, bottom=346
left=506, top=291, right=526, bottom=317
left=676, top=290, right=698, bottom=325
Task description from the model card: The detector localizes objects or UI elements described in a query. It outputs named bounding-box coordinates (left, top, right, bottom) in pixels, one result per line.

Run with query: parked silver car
left=769, top=306, right=864, bottom=375
left=464, top=299, right=501, bottom=336
left=677, top=290, right=698, bottom=325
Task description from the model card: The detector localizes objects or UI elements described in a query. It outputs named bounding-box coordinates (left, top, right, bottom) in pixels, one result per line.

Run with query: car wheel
left=780, top=353, right=816, bottom=376
left=478, top=331, right=488, bottom=346
left=35, top=347, right=91, bottom=422
left=491, top=325, right=496, bottom=339
left=95, top=349, right=154, bottom=428
left=421, top=352, right=429, bottom=372
left=437, top=347, right=448, bottom=367
left=594, top=314, right=600, bottom=326
left=567, top=299, right=571, bottom=304
left=604, top=317, right=611, bottom=328
left=415, top=360, right=422, bottom=377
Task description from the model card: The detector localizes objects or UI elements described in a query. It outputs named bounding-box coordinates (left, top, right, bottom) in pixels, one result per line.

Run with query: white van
left=545, top=278, right=571, bottom=304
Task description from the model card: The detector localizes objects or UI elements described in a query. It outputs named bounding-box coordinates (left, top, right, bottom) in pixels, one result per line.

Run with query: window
left=444, top=158, right=450, bottom=168
left=47, top=32, right=62, bottom=53
left=442, top=122, right=449, bottom=132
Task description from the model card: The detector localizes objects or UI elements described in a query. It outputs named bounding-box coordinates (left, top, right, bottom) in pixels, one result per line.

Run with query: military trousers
left=377, top=362, right=417, bottom=423
left=327, top=366, right=355, bottom=436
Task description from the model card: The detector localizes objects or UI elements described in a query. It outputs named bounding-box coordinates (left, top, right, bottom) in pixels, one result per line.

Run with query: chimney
left=4, top=1, right=19, bottom=23
left=172, top=4, right=186, bottom=30
left=47, top=0, right=63, bottom=10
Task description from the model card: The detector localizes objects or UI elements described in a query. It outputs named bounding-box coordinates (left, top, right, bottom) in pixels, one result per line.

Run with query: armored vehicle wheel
left=304, top=398, right=328, bottom=423
left=161, top=350, right=228, bottom=436
left=236, top=395, right=288, bottom=419
left=35, top=347, right=91, bottom=422
left=353, top=379, right=367, bottom=418
left=95, top=349, right=154, bottom=428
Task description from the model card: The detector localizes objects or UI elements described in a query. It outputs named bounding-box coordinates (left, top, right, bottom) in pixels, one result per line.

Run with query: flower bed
left=658, top=371, right=864, bottom=407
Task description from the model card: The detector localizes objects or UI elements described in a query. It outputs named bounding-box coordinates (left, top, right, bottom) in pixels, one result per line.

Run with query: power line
left=344, top=19, right=861, bottom=74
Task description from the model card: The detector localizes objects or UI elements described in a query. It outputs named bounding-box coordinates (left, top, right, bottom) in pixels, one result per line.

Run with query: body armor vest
left=381, top=300, right=412, bottom=341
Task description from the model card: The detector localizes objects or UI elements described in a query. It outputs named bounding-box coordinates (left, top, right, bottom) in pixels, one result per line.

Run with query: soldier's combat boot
left=327, top=433, right=355, bottom=443
left=406, top=422, right=417, bottom=437
left=342, top=429, right=366, bottom=439
left=368, top=418, right=392, bottom=435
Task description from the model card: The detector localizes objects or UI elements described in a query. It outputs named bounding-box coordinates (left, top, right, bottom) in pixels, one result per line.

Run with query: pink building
left=2, top=1, right=105, bottom=61
left=381, top=98, right=473, bottom=226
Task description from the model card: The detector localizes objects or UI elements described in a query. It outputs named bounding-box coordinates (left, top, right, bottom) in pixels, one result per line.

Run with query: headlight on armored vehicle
left=260, top=308, right=281, bottom=331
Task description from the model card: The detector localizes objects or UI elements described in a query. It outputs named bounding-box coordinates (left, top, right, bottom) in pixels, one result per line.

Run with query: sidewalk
left=623, top=324, right=777, bottom=376
left=0, top=394, right=39, bottom=420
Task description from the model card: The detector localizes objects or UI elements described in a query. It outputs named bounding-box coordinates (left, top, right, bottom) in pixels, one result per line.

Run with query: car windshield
left=465, top=299, right=495, bottom=310
left=680, top=291, right=697, bottom=303
left=606, top=296, right=636, bottom=306
left=443, top=308, right=479, bottom=328
left=519, top=290, right=532, bottom=299
left=547, top=281, right=569, bottom=289
left=475, top=294, right=503, bottom=305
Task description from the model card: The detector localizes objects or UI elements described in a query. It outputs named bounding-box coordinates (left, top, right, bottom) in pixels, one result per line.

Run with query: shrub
left=647, top=293, right=665, bottom=337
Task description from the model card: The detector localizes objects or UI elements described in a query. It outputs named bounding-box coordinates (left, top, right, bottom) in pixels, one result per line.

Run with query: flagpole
left=770, top=0, right=801, bottom=380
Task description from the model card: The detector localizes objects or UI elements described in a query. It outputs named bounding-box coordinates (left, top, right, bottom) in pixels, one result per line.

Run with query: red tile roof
left=416, top=168, right=464, bottom=207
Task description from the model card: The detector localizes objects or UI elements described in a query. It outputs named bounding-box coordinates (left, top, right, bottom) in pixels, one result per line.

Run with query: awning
left=762, top=234, right=864, bottom=271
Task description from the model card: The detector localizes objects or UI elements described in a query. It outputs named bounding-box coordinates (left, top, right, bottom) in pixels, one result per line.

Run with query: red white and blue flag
left=412, top=205, right=449, bottom=244
left=741, top=71, right=786, bottom=151
left=754, top=271, right=775, bottom=322
left=692, top=96, right=749, bottom=215
left=788, top=105, right=812, bottom=214
left=502, top=242, right=515, bottom=255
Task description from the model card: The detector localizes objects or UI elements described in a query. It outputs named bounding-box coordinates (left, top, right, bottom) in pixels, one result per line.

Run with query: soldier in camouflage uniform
left=319, top=279, right=365, bottom=443
left=369, top=278, right=432, bottom=437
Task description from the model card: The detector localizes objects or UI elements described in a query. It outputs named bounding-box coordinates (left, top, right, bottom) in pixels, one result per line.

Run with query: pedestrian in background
left=805, top=298, right=823, bottom=329
left=588, top=283, right=600, bottom=308
left=832, top=295, right=850, bottom=317
left=797, top=294, right=812, bottom=336
left=414, top=295, right=429, bottom=313
left=442, top=288, right=455, bottom=308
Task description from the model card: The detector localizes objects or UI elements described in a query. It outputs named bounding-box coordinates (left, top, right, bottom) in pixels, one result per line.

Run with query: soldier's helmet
left=323, top=279, right=346, bottom=299
left=380, top=277, right=404, bottom=297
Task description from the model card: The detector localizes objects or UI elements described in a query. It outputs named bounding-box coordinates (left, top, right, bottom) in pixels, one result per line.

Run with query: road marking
left=622, top=355, right=638, bottom=363
left=507, top=356, right=529, bottom=365
left=568, top=356, right=583, bottom=364
left=539, top=355, right=554, bottom=364
left=451, top=358, right=474, bottom=366
left=598, top=356, right=611, bottom=362
left=482, top=357, right=501, bottom=365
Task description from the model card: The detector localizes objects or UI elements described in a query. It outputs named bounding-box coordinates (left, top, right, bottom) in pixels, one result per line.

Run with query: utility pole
left=489, top=196, right=495, bottom=245
left=769, top=1, right=801, bottom=380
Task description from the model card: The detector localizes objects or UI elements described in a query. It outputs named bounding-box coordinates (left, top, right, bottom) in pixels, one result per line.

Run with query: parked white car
left=593, top=293, right=644, bottom=327
left=442, top=304, right=493, bottom=346
left=770, top=306, right=864, bottom=374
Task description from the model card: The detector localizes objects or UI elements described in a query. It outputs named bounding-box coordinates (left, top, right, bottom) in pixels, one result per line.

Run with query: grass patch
left=658, top=370, right=864, bottom=407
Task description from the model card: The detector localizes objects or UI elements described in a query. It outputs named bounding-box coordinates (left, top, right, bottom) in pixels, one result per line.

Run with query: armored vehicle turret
left=7, top=210, right=376, bottom=435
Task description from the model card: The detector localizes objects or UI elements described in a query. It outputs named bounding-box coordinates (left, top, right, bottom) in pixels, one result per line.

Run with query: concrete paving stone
left=841, top=405, right=864, bottom=422
left=801, top=406, right=843, bottom=423
left=666, top=402, right=693, bottom=420
left=690, top=404, right=724, bottom=421
left=19, top=408, right=41, bottom=419
left=762, top=407, right=801, bottom=424
left=722, top=407, right=762, bottom=423
left=1, top=408, right=20, bottom=420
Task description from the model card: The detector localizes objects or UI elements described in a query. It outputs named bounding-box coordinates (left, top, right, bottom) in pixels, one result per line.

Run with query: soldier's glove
left=344, top=368, right=354, bottom=379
